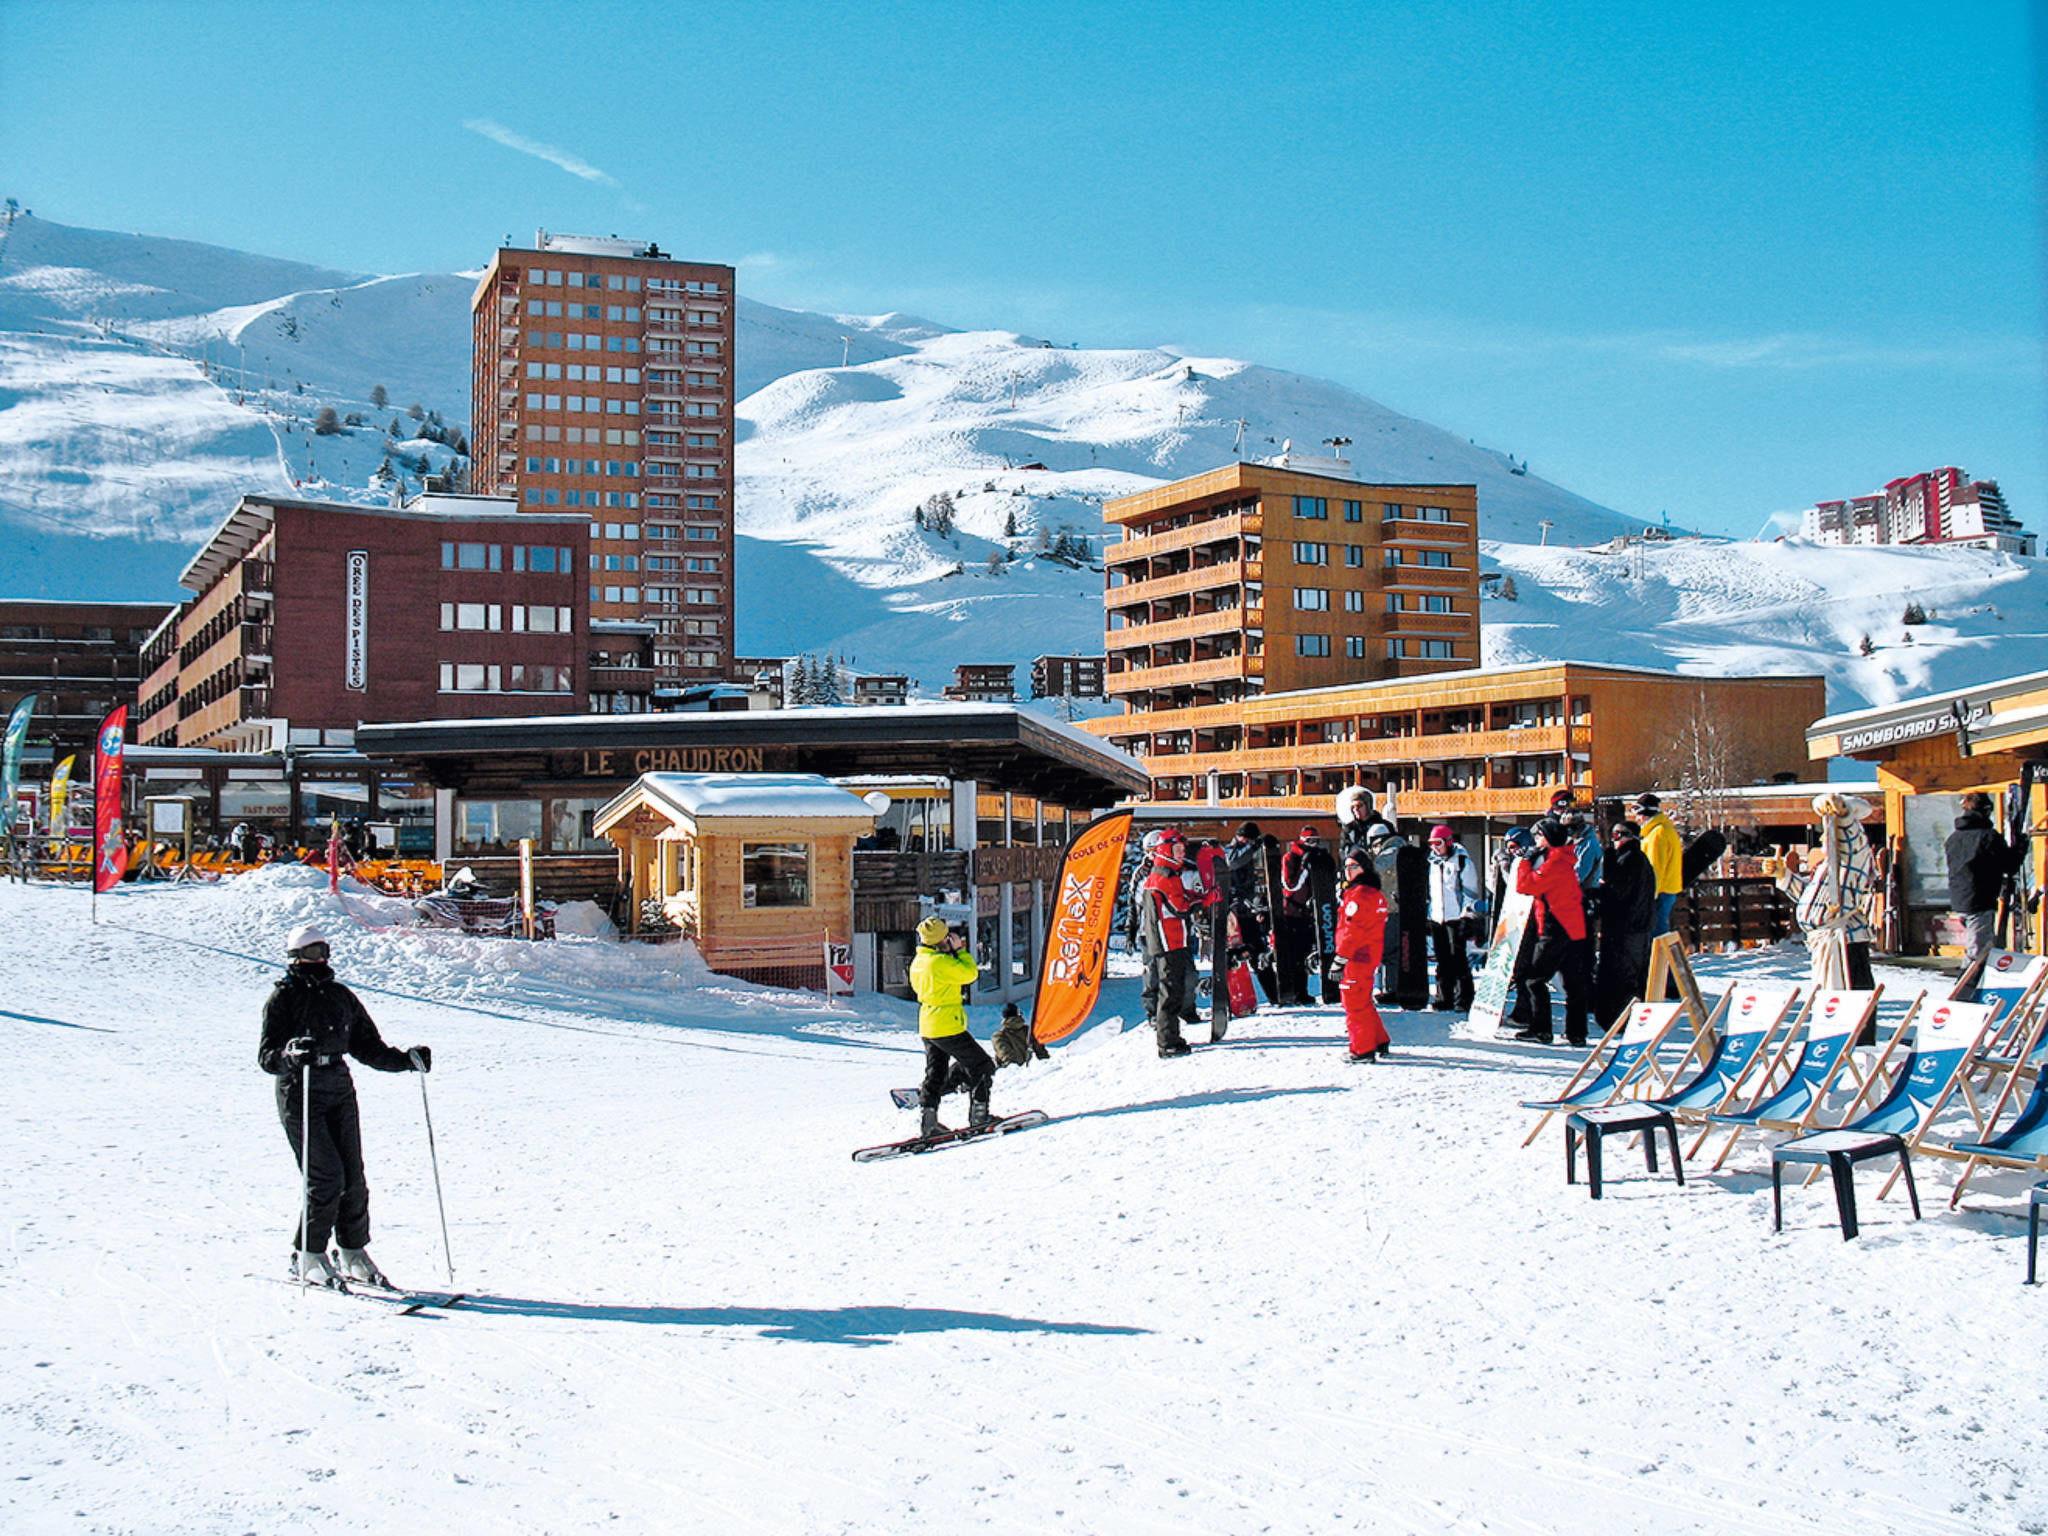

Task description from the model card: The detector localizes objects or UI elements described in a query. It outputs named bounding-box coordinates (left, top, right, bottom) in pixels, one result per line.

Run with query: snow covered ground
left=2, top=867, right=2043, bottom=1534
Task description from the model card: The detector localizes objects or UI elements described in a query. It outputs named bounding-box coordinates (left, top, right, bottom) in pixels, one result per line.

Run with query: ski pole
left=411, top=1049, right=454, bottom=1283
left=299, top=1058, right=313, bottom=1290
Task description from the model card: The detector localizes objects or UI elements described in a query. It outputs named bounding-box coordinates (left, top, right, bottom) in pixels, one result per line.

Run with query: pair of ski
left=855, top=1095, right=1050, bottom=1162
left=271, top=1274, right=465, bottom=1315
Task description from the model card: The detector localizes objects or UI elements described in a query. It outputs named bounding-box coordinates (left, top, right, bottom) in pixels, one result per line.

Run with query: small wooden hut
left=593, top=772, right=876, bottom=972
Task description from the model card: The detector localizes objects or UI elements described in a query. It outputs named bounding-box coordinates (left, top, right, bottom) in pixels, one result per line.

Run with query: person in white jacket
left=1425, top=824, right=1483, bottom=1010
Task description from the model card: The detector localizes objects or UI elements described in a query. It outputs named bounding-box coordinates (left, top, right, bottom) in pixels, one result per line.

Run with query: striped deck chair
left=1707, top=988, right=1888, bottom=1172
left=1521, top=1001, right=1687, bottom=1147
left=1650, top=982, right=1802, bottom=1157
left=1771, top=999, right=2000, bottom=1240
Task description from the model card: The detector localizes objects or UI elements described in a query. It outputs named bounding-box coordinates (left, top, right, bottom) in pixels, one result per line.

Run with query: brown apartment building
left=470, top=231, right=736, bottom=687
left=1104, top=660, right=1825, bottom=823
left=1095, top=462, right=1481, bottom=769
left=138, top=493, right=591, bottom=751
left=1, top=599, right=176, bottom=760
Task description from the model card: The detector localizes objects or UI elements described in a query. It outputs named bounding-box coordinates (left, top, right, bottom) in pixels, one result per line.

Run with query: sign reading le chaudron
left=555, top=746, right=791, bottom=778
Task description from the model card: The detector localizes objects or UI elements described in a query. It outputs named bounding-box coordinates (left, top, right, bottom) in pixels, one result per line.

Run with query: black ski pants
left=277, top=1067, right=372, bottom=1253
left=1594, top=929, right=1651, bottom=1033
left=1274, top=908, right=1314, bottom=1005
left=920, top=1032, right=994, bottom=1110
left=1430, top=921, right=1474, bottom=1008
left=1145, top=948, right=1196, bottom=1045
left=1524, top=932, right=1593, bottom=1044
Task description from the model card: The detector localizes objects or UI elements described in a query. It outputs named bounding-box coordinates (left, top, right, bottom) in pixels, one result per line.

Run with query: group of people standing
left=1491, top=790, right=1686, bottom=1048
left=1127, top=790, right=1493, bottom=1065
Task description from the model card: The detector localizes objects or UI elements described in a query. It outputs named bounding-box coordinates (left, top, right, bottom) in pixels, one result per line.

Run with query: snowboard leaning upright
left=1394, top=842, right=1431, bottom=1009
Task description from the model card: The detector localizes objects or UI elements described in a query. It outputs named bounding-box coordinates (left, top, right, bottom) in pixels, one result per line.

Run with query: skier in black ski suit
left=259, top=925, right=430, bottom=1287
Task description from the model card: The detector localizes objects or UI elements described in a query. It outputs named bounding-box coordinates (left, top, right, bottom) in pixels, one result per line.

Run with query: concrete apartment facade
left=469, top=231, right=737, bottom=685
left=1095, top=461, right=1481, bottom=773
left=139, top=494, right=591, bottom=751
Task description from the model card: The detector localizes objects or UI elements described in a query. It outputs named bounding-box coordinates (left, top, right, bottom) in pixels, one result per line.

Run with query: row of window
left=524, top=458, right=642, bottom=476
left=1292, top=496, right=1458, bottom=524
left=442, top=542, right=576, bottom=573
left=592, top=585, right=723, bottom=605
left=1292, top=541, right=1367, bottom=567
left=522, top=425, right=649, bottom=445
left=440, top=603, right=573, bottom=633
left=1291, top=589, right=1458, bottom=613
left=647, top=369, right=724, bottom=387
left=525, top=363, right=643, bottom=383
left=643, top=493, right=725, bottom=512
left=1293, top=636, right=1457, bottom=659
left=523, top=393, right=644, bottom=415
left=524, top=489, right=641, bottom=509
left=528, top=331, right=644, bottom=354
left=524, top=269, right=709, bottom=292
left=645, top=556, right=723, bottom=572
left=525, top=300, right=642, bottom=321
left=440, top=662, right=574, bottom=693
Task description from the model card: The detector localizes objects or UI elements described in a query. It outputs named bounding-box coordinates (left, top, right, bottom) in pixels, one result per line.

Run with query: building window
left=1345, top=636, right=1366, bottom=658
left=439, top=662, right=502, bottom=692
left=742, top=843, right=811, bottom=908
left=1384, top=503, right=1404, bottom=520
left=442, top=542, right=500, bottom=571
left=508, top=664, right=572, bottom=693
left=510, top=605, right=571, bottom=633
left=1344, top=500, right=1362, bottom=522
left=1293, top=496, right=1328, bottom=520
left=1343, top=591, right=1364, bottom=612
left=1415, top=506, right=1452, bottom=522
left=1345, top=545, right=1364, bottom=567
left=1295, top=634, right=1331, bottom=657
left=1292, top=541, right=1328, bottom=565
left=1292, top=588, right=1329, bottom=611
left=1417, top=549, right=1452, bottom=568
left=1421, top=640, right=1454, bottom=659
left=1422, top=595, right=1454, bottom=613
left=439, top=603, right=502, bottom=632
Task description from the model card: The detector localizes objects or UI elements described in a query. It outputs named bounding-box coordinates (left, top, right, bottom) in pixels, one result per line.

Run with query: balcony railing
left=1105, top=607, right=1248, bottom=651
left=1105, top=653, right=1263, bottom=693
left=1106, top=559, right=1249, bottom=608
left=1104, top=510, right=1262, bottom=567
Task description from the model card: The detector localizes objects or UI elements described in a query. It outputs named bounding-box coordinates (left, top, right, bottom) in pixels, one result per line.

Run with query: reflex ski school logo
left=99, top=718, right=124, bottom=757
left=1047, top=870, right=1105, bottom=985
left=1995, top=954, right=2017, bottom=973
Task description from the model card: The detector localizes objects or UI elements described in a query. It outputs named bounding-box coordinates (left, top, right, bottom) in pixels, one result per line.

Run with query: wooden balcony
left=1134, top=723, right=1568, bottom=777
left=1106, top=607, right=1248, bottom=650
left=1382, top=611, right=1477, bottom=636
left=1105, top=510, right=1261, bottom=567
left=1106, top=652, right=1263, bottom=694
left=1144, top=786, right=1562, bottom=819
left=1089, top=701, right=1250, bottom=739
left=1105, top=559, right=1248, bottom=607
left=1381, top=565, right=1470, bottom=591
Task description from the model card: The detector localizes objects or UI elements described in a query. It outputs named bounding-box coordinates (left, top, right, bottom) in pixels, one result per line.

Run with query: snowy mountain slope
left=4, top=210, right=2045, bottom=713
left=2, top=868, right=2042, bottom=1534
left=1484, top=537, right=2048, bottom=709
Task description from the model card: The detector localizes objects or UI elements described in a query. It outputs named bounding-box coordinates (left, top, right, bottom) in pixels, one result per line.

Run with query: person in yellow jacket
left=909, top=916, right=995, bottom=1137
left=1628, top=793, right=1685, bottom=936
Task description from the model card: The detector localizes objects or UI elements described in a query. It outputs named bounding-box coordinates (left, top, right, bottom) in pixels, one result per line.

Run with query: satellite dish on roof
left=862, top=791, right=892, bottom=815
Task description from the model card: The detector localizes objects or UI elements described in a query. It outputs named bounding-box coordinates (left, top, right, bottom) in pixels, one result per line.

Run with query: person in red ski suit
left=1138, top=831, right=1198, bottom=1058
left=1512, top=820, right=1592, bottom=1046
left=1335, top=849, right=1391, bottom=1061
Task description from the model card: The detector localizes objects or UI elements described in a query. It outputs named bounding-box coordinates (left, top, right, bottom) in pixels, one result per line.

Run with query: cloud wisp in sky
left=462, top=118, right=618, bottom=187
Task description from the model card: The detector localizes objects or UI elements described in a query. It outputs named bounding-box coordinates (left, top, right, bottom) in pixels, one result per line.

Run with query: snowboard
left=1209, top=901, right=1231, bottom=1042
left=1255, top=836, right=1287, bottom=1004
left=1308, top=856, right=1340, bottom=1004
left=853, top=1109, right=1050, bottom=1163
left=1466, top=885, right=1535, bottom=1037
left=1394, top=842, right=1431, bottom=1009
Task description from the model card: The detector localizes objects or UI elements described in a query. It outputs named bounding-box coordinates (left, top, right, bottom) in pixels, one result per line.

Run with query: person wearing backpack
left=1424, top=825, right=1481, bottom=1010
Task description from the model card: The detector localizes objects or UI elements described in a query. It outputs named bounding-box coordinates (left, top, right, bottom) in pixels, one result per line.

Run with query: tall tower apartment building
left=1091, top=461, right=1480, bottom=787
left=471, top=231, right=736, bottom=688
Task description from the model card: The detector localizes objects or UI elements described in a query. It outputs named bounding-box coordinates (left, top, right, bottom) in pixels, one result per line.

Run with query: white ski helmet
left=285, top=924, right=329, bottom=956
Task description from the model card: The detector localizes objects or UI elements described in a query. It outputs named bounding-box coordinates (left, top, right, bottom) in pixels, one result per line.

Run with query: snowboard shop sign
left=93, top=706, right=129, bottom=893
left=1030, top=809, right=1133, bottom=1046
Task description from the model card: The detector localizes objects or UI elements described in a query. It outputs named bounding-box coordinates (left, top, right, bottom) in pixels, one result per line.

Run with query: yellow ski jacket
left=909, top=944, right=979, bottom=1038
left=1639, top=813, right=1684, bottom=896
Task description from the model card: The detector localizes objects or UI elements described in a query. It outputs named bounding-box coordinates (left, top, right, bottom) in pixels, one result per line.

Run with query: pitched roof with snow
left=601, top=772, right=878, bottom=831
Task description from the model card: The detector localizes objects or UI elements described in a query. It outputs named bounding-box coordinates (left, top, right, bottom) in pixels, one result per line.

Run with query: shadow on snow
left=436, top=1297, right=1151, bottom=1346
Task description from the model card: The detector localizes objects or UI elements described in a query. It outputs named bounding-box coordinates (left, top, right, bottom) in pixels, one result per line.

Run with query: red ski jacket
left=1333, top=878, right=1388, bottom=962
left=1514, top=845, right=1587, bottom=941
left=1140, top=867, right=1197, bottom=955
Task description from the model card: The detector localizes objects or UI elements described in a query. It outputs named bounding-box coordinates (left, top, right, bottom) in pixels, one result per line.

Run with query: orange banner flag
left=1030, top=810, right=1134, bottom=1047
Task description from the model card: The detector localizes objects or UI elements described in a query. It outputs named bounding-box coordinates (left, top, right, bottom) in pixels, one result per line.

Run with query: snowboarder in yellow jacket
left=909, top=916, right=994, bottom=1136
left=1628, top=793, right=1685, bottom=936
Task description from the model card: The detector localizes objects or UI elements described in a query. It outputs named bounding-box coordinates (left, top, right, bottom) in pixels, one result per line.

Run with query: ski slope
left=1, top=868, right=2042, bottom=1534
left=4, top=209, right=2046, bottom=709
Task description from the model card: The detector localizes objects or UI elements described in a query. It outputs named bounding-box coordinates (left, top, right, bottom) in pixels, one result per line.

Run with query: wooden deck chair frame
left=1709, top=987, right=1886, bottom=1172
left=1790, top=990, right=1929, bottom=1187
left=1658, top=983, right=1804, bottom=1159
left=1939, top=996, right=2048, bottom=1207
left=1960, top=964, right=2048, bottom=1096
left=1862, top=995, right=2012, bottom=1201
left=1521, top=1001, right=1688, bottom=1148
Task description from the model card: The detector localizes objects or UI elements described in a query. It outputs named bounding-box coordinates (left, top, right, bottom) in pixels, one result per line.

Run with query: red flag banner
left=1030, top=810, right=1134, bottom=1047
left=92, top=706, right=129, bottom=894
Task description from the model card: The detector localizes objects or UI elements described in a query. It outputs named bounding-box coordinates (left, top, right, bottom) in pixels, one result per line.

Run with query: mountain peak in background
left=1, top=209, right=2042, bottom=713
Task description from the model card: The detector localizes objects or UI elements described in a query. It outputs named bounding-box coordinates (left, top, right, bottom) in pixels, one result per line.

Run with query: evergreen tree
left=370, top=384, right=389, bottom=409
left=814, top=653, right=844, bottom=706
left=388, top=417, right=403, bottom=437
left=312, top=406, right=342, bottom=435
left=407, top=401, right=425, bottom=421
left=1004, top=508, right=1018, bottom=539
left=788, top=655, right=811, bottom=705
left=1858, top=633, right=1875, bottom=657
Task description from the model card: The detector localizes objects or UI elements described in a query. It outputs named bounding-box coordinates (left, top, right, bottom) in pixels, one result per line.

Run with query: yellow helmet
left=916, top=916, right=950, bottom=946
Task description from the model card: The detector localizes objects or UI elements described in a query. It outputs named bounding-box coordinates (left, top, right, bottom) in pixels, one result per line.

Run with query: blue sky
left=3, top=0, right=2041, bottom=535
